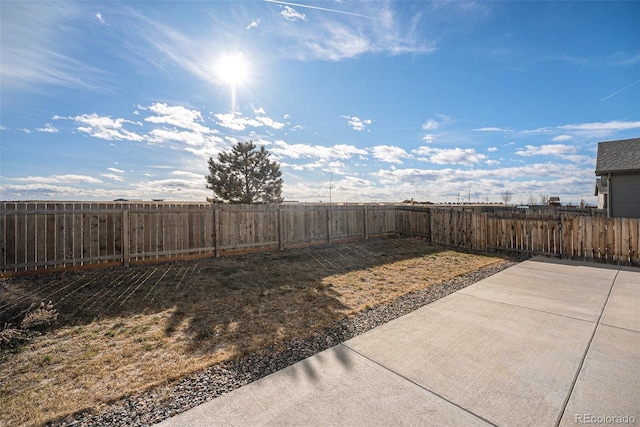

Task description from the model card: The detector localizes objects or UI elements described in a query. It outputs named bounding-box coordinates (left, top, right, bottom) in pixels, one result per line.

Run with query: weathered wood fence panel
left=279, top=205, right=329, bottom=247
left=127, top=203, right=216, bottom=262
left=395, top=206, right=431, bottom=238
left=1, top=203, right=397, bottom=276
left=400, top=209, right=638, bottom=265
left=217, top=204, right=279, bottom=255
left=366, top=205, right=396, bottom=238
left=1, top=203, right=637, bottom=276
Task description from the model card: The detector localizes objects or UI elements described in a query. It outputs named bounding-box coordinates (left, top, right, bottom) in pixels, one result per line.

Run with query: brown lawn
left=0, top=237, right=505, bottom=426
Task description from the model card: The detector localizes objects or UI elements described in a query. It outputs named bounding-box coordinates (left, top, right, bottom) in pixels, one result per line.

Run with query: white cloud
left=283, top=174, right=385, bottom=203
left=148, top=128, right=214, bottom=146
left=421, top=114, right=452, bottom=130
left=487, top=147, right=498, bottom=152
left=270, top=140, right=367, bottom=161
left=255, top=116, right=286, bottom=130
left=422, top=120, right=439, bottom=130
left=281, top=160, right=324, bottom=171
left=371, top=145, right=409, bottom=164
left=343, top=116, right=372, bottom=131
left=12, top=174, right=103, bottom=184
left=96, top=12, right=105, bottom=25
left=324, top=161, right=348, bottom=174
left=561, top=154, right=596, bottom=164
left=71, top=113, right=146, bottom=141
left=281, top=6, right=306, bottom=22
left=214, top=112, right=286, bottom=131
left=282, top=160, right=348, bottom=174
left=101, top=173, right=125, bottom=182
left=183, top=138, right=229, bottom=160
left=1, top=165, right=216, bottom=201
left=474, top=127, right=510, bottom=132
left=3, top=180, right=187, bottom=201
left=306, top=26, right=371, bottom=61
left=552, top=134, right=573, bottom=142
left=170, top=170, right=203, bottom=179
left=431, top=148, right=487, bottom=166
left=557, top=120, right=640, bottom=134
left=369, top=160, right=596, bottom=204
left=135, top=177, right=204, bottom=193
left=36, top=123, right=59, bottom=133
left=57, top=103, right=231, bottom=160
left=246, top=19, right=261, bottom=30
left=413, top=147, right=487, bottom=166
left=213, top=113, right=247, bottom=131
left=518, top=120, right=640, bottom=139
left=275, top=3, right=435, bottom=61
left=145, top=103, right=213, bottom=134
left=516, top=144, right=577, bottom=157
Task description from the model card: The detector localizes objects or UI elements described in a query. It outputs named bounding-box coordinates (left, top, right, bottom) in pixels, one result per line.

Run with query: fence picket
left=1, top=203, right=637, bottom=276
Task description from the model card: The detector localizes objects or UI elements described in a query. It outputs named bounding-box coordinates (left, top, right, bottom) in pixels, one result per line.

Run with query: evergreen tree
left=206, top=141, right=283, bottom=204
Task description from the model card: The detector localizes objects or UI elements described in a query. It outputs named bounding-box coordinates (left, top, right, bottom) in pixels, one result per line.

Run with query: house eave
left=595, top=169, right=640, bottom=176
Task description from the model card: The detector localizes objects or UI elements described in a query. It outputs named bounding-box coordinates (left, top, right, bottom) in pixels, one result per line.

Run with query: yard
left=1, top=237, right=507, bottom=426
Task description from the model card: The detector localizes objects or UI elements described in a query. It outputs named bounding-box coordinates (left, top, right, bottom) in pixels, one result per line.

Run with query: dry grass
left=0, top=238, right=504, bottom=426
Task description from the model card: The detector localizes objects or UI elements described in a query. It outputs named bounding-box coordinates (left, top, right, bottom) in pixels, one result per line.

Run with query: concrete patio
left=157, top=257, right=639, bottom=427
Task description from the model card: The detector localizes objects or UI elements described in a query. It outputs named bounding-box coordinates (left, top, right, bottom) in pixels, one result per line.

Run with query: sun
left=216, top=52, right=250, bottom=87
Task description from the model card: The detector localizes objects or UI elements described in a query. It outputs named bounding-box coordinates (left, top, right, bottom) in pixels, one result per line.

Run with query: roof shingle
left=595, top=138, right=640, bottom=174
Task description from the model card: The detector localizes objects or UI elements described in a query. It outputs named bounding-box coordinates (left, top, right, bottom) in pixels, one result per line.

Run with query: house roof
left=595, top=137, right=640, bottom=175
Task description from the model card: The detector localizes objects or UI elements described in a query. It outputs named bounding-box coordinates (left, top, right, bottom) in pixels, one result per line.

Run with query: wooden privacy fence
left=396, top=208, right=640, bottom=265
left=0, top=202, right=396, bottom=276
left=2, top=203, right=638, bottom=276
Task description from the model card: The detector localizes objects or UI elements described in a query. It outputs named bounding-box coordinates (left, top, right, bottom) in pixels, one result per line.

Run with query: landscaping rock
left=49, top=259, right=518, bottom=427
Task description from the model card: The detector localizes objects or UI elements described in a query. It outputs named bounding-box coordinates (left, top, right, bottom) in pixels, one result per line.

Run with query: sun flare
left=216, top=52, right=249, bottom=87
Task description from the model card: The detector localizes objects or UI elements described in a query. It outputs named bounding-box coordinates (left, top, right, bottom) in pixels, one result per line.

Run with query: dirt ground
left=0, top=237, right=505, bottom=426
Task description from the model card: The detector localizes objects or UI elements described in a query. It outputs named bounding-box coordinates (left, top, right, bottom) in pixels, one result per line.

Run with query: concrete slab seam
left=338, top=343, right=498, bottom=427
left=554, top=267, right=621, bottom=427
left=455, top=292, right=599, bottom=325
left=515, top=263, right=620, bottom=280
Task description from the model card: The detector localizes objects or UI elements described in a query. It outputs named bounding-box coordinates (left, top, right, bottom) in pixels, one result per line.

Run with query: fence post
left=559, top=218, right=565, bottom=257
left=363, top=205, right=369, bottom=240
left=483, top=213, right=489, bottom=251
left=214, top=206, right=220, bottom=258
left=122, top=205, right=130, bottom=267
left=327, top=207, right=332, bottom=244
left=278, top=205, right=284, bottom=250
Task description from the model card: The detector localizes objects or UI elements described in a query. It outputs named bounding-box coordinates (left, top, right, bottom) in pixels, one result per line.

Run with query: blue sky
left=1, top=1, right=639, bottom=204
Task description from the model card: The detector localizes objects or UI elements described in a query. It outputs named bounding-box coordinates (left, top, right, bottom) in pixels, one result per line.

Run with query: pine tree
left=206, top=141, right=283, bottom=204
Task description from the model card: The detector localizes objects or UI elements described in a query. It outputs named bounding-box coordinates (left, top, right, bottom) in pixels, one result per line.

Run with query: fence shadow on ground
left=1, top=237, right=484, bottom=355
left=0, top=237, right=512, bottom=427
